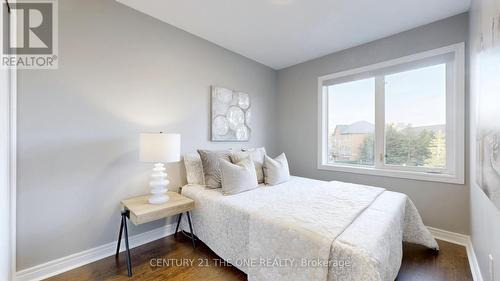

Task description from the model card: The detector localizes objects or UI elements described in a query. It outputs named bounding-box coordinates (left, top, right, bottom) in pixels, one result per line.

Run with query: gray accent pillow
left=183, top=153, right=204, bottom=185
left=220, top=158, right=259, bottom=195
left=197, top=149, right=231, bottom=188
left=231, top=147, right=266, bottom=183
left=263, top=153, right=290, bottom=185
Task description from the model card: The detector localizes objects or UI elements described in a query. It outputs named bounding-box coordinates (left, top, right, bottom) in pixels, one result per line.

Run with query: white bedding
left=180, top=176, right=437, bottom=281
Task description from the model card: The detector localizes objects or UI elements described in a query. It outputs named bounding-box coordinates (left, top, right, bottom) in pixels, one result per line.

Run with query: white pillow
left=231, top=147, right=266, bottom=184
left=183, top=153, right=204, bottom=185
left=220, top=159, right=259, bottom=195
left=263, top=153, right=290, bottom=185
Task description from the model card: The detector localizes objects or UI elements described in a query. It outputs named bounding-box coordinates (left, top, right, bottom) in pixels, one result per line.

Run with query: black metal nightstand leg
left=122, top=212, right=132, bottom=277
left=174, top=213, right=183, bottom=238
left=186, top=211, right=196, bottom=248
left=115, top=214, right=124, bottom=258
left=116, top=210, right=132, bottom=277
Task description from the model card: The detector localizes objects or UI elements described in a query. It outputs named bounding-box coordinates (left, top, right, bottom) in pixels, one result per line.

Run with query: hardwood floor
left=46, top=235, right=472, bottom=281
left=396, top=240, right=473, bottom=281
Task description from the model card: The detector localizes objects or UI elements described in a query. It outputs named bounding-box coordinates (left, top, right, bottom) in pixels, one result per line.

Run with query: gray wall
left=276, top=13, right=470, bottom=235
left=16, top=0, right=276, bottom=270
left=469, top=0, right=500, bottom=280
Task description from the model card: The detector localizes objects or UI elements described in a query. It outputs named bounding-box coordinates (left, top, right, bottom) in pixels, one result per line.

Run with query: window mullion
left=321, top=85, right=328, bottom=166
left=374, top=76, right=385, bottom=169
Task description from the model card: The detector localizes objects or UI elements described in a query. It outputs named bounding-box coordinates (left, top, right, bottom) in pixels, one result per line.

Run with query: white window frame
left=317, top=43, right=465, bottom=184
left=2, top=6, right=18, bottom=280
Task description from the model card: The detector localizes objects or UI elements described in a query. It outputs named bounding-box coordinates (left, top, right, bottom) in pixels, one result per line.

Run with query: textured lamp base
left=148, top=194, right=169, bottom=204
left=148, top=163, right=169, bottom=205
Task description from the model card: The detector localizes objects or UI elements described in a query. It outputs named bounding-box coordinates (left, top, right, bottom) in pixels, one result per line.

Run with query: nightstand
left=115, top=191, right=195, bottom=276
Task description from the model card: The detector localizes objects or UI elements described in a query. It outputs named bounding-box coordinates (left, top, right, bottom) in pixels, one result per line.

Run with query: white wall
left=276, top=13, right=470, bottom=234
left=16, top=0, right=276, bottom=270
left=469, top=0, right=500, bottom=280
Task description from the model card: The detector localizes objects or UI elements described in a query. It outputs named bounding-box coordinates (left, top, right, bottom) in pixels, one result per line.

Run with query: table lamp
left=140, top=132, right=181, bottom=204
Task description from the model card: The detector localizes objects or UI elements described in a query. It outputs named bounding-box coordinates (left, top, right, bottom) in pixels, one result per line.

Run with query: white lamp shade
left=140, top=133, right=181, bottom=163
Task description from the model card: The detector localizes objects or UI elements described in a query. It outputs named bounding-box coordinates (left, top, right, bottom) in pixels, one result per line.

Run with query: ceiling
left=117, top=0, right=470, bottom=70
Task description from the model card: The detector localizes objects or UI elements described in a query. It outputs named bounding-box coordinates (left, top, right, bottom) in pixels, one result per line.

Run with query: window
left=327, top=78, right=375, bottom=166
left=318, top=43, right=465, bottom=184
left=385, top=64, right=447, bottom=170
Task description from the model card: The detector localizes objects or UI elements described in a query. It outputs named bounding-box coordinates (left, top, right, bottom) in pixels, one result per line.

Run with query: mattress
left=180, top=176, right=436, bottom=281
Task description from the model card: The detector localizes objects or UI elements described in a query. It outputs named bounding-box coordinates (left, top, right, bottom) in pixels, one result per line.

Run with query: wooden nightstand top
left=121, top=192, right=194, bottom=225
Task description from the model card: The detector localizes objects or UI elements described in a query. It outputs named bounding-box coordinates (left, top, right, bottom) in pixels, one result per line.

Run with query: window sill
left=318, top=163, right=464, bottom=184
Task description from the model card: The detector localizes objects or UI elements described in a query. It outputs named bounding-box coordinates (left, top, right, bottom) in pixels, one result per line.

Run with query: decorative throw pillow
left=263, top=153, right=290, bottom=185
left=183, top=153, right=204, bottom=185
left=220, top=158, right=259, bottom=195
left=231, top=147, right=266, bottom=183
left=197, top=149, right=232, bottom=188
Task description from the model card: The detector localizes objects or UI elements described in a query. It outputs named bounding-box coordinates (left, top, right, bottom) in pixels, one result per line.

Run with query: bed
left=180, top=176, right=438, bottom=281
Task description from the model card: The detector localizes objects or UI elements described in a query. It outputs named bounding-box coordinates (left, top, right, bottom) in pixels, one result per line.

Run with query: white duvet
left=181, top=176, right=437, bottom=281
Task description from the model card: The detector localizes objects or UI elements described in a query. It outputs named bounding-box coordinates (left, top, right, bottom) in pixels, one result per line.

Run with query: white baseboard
left=427, top=226, right=483, bottom=281
left=15, top=223, right=176, bottom=281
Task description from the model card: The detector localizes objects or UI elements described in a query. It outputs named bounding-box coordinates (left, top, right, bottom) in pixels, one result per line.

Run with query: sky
left=327, top=64, right=447, bottom=131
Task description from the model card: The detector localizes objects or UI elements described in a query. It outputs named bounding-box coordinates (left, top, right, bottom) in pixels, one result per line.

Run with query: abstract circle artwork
left=211, top=86, right=251, bottom=141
